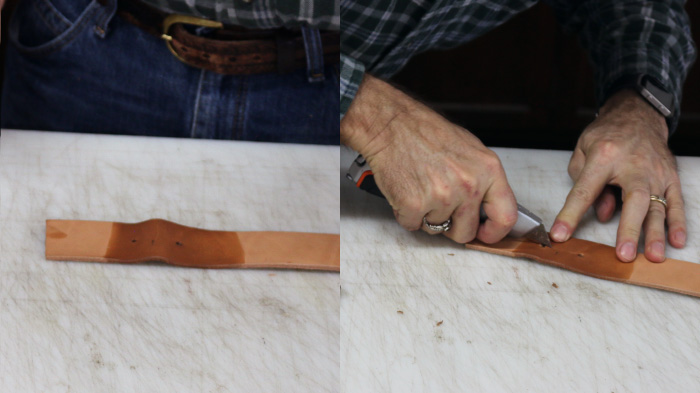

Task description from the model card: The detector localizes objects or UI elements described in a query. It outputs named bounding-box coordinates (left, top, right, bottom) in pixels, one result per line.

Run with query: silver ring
left=650, top=195, right=668, bottom=209
left=423, top=216, right=452, bottom=233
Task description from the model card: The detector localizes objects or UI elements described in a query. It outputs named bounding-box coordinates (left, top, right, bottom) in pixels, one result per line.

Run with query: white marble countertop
left=0, top=130, right=339, bottom=393
left=340, top=146, right=700, bottom=393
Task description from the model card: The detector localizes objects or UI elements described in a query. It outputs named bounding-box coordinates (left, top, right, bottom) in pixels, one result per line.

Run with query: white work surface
left=340, top=146, right=700, bottom=393
left=0, top=130, right=339, bottom=393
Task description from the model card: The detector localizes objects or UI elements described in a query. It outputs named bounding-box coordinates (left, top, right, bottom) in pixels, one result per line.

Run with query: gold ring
left=650, top=195, right=668, bottom=209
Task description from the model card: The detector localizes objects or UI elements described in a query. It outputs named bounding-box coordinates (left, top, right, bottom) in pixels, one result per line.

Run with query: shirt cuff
left=340, top=54, right=366, bottom=120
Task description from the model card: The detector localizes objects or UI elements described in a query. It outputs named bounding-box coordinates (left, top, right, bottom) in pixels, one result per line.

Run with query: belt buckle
left=161, top=15, right=224, bottom=63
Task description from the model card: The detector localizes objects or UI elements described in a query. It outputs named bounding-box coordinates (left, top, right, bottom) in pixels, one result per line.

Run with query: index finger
left=551, top=164, right=610, bottom=242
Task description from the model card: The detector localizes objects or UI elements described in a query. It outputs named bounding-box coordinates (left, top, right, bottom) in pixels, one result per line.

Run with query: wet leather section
left=46, top=219, right=339, bottom=272
left=465, top=237, right=700, bottom=298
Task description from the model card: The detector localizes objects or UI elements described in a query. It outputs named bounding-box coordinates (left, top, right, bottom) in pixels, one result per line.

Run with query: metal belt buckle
left=160, top=14, right=224, bottom=63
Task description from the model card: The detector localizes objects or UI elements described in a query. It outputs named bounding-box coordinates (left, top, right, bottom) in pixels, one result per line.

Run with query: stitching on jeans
left=32, top=0, right=71, bottom=36
left=11, top=2, right=101, bottom=56
left=190, top=70, right=206, bottom=138
left=94, top=0, right=117, bottom=31
left=301, top=26, right=324, bottom=81
left=232, top=77, right=249, bottom=140
left=40, top=0, right=73, bottom=28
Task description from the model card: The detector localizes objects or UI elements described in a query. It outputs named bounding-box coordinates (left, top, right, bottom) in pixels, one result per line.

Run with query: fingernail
left=596, top=200, right=607, bottom=214
left=550, top=223, right=569, bottom=242
left=619, top=242, right=636, bottom=262
left=650, top=242, right=665, bottom=260
left=674, top=231, right=686, bottom=247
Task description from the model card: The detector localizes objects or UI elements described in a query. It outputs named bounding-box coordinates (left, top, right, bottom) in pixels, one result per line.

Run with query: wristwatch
left=606, top=74, right=675, bottom=128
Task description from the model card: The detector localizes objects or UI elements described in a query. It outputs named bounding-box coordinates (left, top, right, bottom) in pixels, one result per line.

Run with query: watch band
left=46, top=219, right=340, bottom=272
left=465, top=237, right=700, bottom=298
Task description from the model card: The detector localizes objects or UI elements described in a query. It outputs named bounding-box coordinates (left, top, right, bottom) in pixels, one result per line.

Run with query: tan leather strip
left=465, top=238, right=700, bottom=298
left=45, top=220, right=339, bottom=272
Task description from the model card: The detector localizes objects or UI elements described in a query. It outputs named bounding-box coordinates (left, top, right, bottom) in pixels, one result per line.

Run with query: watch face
left=642, top=77, right=674, bottom=117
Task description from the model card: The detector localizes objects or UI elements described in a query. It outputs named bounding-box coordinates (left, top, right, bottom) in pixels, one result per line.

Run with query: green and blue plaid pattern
left=142, top=0, right=339, bottom=30
left=340, top=0, right=696, bottom=128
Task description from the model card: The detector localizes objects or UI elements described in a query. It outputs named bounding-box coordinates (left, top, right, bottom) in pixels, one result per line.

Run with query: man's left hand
left=551, top=89, right=686, bottom=263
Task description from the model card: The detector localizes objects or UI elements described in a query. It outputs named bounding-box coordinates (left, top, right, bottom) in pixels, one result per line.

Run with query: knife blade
left=347, top=154, right=551, bottom=247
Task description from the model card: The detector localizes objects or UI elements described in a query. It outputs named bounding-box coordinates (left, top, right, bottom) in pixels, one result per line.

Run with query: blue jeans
left=1, top=0, right=339, bottom=145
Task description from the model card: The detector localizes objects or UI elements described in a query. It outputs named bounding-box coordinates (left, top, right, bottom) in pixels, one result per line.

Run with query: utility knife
left=346, top=154, right=551, bottom=247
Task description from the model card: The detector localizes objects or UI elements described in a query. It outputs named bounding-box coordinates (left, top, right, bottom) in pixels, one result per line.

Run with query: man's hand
left=551, top=89, right=685, bottom=263
left=341, top=74, right=518, bottom=244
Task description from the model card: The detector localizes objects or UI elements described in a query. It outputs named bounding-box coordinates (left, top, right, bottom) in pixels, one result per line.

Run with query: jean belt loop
left=94, top=0, right=119, bottom=39
left=300, top=25, right=325, bottom=83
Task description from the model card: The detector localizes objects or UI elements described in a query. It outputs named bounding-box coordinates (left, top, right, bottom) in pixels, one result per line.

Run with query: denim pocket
left=9, top=0, right=104, bottom=56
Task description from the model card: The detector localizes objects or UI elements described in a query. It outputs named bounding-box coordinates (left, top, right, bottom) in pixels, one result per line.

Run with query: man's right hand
left=341, top=74, right=518, bottom=244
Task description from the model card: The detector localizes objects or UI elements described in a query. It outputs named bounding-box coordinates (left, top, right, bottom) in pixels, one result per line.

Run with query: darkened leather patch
left=46, top=219, right=339, bottom=271
left=466, top=237, right=700, bottom=298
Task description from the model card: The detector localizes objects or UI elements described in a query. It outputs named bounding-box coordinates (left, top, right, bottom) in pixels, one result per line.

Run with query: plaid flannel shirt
left=142, top=0, right=340, bottom=30
left=340, top=0, right=696, bottom=132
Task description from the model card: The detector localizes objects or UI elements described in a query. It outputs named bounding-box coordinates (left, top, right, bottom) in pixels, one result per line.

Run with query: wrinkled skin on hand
left=341, top=74, right=518, bottom=244
left=551, top=90, right=686, bottom=263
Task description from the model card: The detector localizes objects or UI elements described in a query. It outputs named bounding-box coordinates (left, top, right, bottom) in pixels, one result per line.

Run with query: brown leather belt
left=45, top=219, right=340, bottom=272
left=465, top=237, right=700, bottom=298
left=116, top=0, right=340, bottom=75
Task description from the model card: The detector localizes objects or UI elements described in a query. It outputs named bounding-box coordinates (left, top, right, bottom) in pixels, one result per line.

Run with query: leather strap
left=465, top=238, right=700, bottom=298
left=117, top=0, right=340, bottom=75
left=45, top=219, right=339, bottom=272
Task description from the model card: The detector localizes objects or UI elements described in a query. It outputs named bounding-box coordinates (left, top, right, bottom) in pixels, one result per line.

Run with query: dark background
left=1, top=2, right=698, bottom=155
left=389, top=2, right=700, bottom=156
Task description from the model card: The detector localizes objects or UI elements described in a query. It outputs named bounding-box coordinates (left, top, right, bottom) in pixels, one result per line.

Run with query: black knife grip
left=358, top=174, right=385, bottom=198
